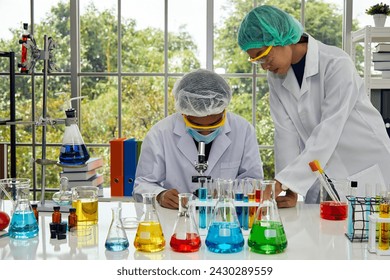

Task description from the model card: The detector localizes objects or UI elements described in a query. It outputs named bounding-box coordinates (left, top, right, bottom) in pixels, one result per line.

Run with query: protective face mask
left=186, top=127, right=222, bottom=144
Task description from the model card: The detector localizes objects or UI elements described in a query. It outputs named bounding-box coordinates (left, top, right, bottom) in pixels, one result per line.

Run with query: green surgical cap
left=238, top=5, right=303, bottom=51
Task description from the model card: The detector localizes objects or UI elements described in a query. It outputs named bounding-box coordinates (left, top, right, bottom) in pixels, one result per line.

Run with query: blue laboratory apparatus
left=59, top=97, right=90, bottom=165
left=9, top=179, right=39, bottom=239
left=205, top=179, right=244, bottom=253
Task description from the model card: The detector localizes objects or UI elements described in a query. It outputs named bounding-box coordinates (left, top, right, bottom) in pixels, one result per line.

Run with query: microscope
left=192, top=141, right=212, bottom=229
left=192, top=141, right=211, bottom=193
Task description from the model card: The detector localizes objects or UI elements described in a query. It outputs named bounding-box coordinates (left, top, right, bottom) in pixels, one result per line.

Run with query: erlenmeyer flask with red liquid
left=170, top=193, right=201, bottom=252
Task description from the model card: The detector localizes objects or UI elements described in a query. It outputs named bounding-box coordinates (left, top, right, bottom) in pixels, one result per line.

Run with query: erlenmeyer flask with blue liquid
left=59, top=96, right=90, bottom=165
left=9, top=179, right=39, bottom=239
left=205, top=179, right=244, bottom=253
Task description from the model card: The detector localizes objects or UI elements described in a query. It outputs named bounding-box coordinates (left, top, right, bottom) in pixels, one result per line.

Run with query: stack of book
left=60, top=157, right=104, bottom=196
left=373, top=44, right=390, bottom=78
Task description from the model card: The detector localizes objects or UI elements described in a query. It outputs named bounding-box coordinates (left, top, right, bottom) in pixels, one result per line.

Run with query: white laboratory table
left=0, top=200, right=389, bottom=260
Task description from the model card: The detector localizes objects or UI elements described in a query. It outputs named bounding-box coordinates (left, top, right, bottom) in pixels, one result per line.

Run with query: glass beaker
left=134, top=193, right=165, bottom=252
left=59, top=107, right=90, bottom=165
left=205, top=179, right=244, bottom=253
left=71, top=186, right=99, bottom=225
left=105, top=207, right=129, bottom=252
left=170, top=193, right=201, bottom=252
left=320, top=179, right=348, bottom=220
left=248, top=180, right=287, bottom=254
left=8, top=180, right=39, bottom=239
left=52, top=177, right=72, bottom=206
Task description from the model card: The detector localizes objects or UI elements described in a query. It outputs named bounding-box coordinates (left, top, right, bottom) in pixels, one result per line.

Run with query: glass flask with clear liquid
left=52, top=177, right=72, bottom=206
left=105, top=207, right=129, bottom=252
left=59, top=101, right=90, bottom=165
left=248, top=180, right=287, bottom=254
left=134, top=193, right=165, bottom=252
left=205, top=179, right=244, bottom=253
left=170, top=193, right=201, bottom=252
left=9, top=180, right=39, bottom=239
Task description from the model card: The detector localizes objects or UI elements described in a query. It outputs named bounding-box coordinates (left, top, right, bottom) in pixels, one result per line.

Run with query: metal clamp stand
left=10, top=35, right=59, bottom=211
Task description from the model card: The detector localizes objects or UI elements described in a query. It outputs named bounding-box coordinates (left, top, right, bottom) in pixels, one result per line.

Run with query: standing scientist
left=237, top=5, right=390, bottom=207
left=133, top=69, right=263, bottom=209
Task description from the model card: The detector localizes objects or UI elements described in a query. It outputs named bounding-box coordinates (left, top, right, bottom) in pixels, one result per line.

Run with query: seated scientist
left=133, top=69, right=264, bottom=209
left=237, top=5, right=390, bottom=207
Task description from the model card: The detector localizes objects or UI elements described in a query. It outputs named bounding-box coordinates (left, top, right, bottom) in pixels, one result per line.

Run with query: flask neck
left=112, top=207, right=122, bottom=225
left=178, top=193, right=193, bottom=214
left=16, top=186, right=31, bottom=201
left=142, top=193, right=159, bottom=222
left=261, top=180, right=276, bottom=202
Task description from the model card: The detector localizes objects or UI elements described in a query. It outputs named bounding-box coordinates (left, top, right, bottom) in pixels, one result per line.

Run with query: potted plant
left=366, top=2, right=390, bottom=27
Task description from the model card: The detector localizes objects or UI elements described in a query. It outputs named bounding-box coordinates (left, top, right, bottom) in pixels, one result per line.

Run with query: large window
left=0, top=0, right=354, bottom=197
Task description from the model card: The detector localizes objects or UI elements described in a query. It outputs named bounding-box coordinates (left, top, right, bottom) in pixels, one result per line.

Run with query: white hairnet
left=173, top=69, right=232, bottom=117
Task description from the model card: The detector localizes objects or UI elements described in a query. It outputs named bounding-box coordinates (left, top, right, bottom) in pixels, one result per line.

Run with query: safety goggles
left=183, top=111, right=226, bottom=131
left=248, top=45, right=273, bottom=64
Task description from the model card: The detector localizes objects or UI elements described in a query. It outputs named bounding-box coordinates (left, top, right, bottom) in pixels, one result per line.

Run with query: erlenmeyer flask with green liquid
left=134, top=193, right=165, bottom=252
left=248, top=180, right=287, bottom=254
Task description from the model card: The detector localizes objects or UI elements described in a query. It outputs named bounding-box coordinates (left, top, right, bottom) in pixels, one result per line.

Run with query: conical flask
left=134, top=193, right=165, bottom=252
left=105, top=207, right=129, bottom=252
left=248, top=180, right=287, bottom=254
left=9, top=179, right=39, bottom=239
left=205, top=179, right=244, bottom=253
left=170, top=193, right=201, bottom=252
left=52, top=177, right=72, bottom=206
left=59, top=106, right=90, bottom=165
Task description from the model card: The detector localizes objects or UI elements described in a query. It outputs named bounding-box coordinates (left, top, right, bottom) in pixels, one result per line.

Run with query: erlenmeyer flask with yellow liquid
left=248, top=180, right=287, bottom=254
left=134, top=193, right=165, bottom=252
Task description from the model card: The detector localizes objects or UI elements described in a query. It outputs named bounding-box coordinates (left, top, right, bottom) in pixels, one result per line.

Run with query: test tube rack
left=368, top=214, right=390, bottom=256
left=345, top=196, right=381, bottom=242
left=194, top=199, right=259, bottom=236
left=194, top=199, right=259, bottom=207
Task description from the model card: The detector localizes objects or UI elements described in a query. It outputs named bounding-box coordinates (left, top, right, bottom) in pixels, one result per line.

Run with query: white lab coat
left=269, top=34, right=390, bottom=202
left=133, top=112, right=263, bottom=202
